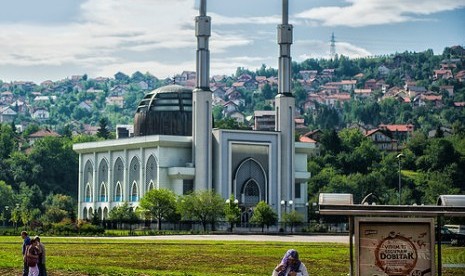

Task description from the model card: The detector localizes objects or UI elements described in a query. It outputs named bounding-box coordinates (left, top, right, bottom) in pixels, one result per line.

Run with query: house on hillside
left=325, top=93, right=351, bottom=107
left=28, top=128, right=61, bottom=145
left=364, top=79, right=377, bottom=90
left=0, top=91, right=14, bottom=104
left=301, top=129, right=324, bottom=143
left=455, top=70, right=465, bottom=82
left=341, top=80, right=357, bottom=91
left=379, top=124, right=414, bottom=142
left=0, top=106, right=17, bottom=123
left=354, top=89, right=372, bottom=99
left=223, top=101, right=239, bottom=116
left=106, top=96, right=124, bottom=108
left=31, top=107, right=50, bottom=121
left=378, top=65, right=391, bottom=76
left=440, top=85, right=454, bottom=97
left=433, top=69, right=453, bottom=80
left=365, top=129, right=398, bottom=152
left=253, top=110, right=275, bottom=131
left=414, top=93, right=443, bottom=108
left=78, top=101, right=93, bottom=112
left=300, top=70, right=318, bottom=80
left=428, top=127, right=453, bottom=138
left=228, top=111, right=246, bottom=124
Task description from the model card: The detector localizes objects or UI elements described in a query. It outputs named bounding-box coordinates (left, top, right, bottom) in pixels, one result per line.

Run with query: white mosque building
left=73, top=0, right=317, bottom=224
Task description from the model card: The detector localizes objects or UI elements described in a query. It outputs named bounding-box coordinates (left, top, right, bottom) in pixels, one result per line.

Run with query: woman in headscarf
left=272, top=249, right=308, bottom=276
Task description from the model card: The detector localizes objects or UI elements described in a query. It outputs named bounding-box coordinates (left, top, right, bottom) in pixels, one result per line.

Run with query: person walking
left=272, top=249, right=308, bottom=276
left=21, top=231, right=31, bottom=276
left=35, top=236, right=47, bottom=276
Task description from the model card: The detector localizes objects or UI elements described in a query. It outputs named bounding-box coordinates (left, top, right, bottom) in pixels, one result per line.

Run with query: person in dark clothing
left=21, top=231, right=31, bottom=276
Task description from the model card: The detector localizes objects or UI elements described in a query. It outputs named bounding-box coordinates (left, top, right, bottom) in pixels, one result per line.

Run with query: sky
left=0, top=0, right=464, bottom=83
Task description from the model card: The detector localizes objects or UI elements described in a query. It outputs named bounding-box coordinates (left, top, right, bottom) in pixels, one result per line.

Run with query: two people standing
left=21, top=231, right=47, bottom=276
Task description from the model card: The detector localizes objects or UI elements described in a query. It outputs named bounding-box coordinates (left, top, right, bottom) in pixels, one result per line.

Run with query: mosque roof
left=134, top=85, right=193, bottom=137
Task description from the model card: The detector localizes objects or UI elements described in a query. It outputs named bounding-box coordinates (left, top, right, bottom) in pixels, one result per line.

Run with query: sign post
left=355, top=217, right=435, bottom=276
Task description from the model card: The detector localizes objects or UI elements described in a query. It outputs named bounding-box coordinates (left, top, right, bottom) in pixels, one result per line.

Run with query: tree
left=283, top=210, right=303, bottom=233
left=224, top=195, right=241, bottom=232
left=28, top=137, right=78, bottom=197
left=178, top=191, right=225, bottom=232
left=42, top=193, right=76, bottom=223
left=250, top=201, right=277, bottom=232
left=139, top=188, right=177, bottom=230
left=109, top=202, right=139, bottom=233
left=97, top=117, right=110, bottom=139
left=0, top=124, right=16, bottom=159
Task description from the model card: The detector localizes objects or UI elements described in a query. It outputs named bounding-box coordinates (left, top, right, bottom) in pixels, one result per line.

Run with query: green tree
left=28, top=136, right=78, bottom=197
left=97, top=117, right=111, bottom=139
left=283, top=210, right=303, bottom=233
left=250, top=201, right=277, bottom=232
left=0, top=124, right=16, bottom=159
left=42, top=193, right=76, bottom=223
left=178, top=191, right=225, bottom=232
left=109, top=202, right=139, bottom=232
left=139, top=188, right=177, bottom=230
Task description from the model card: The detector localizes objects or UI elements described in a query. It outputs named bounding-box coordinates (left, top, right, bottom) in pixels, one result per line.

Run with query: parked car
left=436, top=226, right=465, bottom=246
left=444, top=224, right=465, bottom=235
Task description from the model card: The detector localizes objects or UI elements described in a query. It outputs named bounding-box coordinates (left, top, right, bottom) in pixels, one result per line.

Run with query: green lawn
left=0, top=236, right=464, bottom=276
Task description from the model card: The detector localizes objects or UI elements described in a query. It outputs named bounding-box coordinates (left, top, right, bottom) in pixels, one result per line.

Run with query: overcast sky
left=0, top=0, right=464, bottom=83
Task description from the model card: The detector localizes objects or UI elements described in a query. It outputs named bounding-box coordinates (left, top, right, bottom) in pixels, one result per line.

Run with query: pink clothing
left=28, top=265, right=39, bottom=276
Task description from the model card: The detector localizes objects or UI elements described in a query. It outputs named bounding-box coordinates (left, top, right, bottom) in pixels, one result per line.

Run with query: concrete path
left=74, top=234, right=350, bottom=243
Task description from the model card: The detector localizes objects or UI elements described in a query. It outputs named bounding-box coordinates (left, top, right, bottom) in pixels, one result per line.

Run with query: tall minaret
left=330, top=32, right=336, bottom=60
left=192, top=0, right=212, bottom=190
left=275, top=0, right=295, bottom=215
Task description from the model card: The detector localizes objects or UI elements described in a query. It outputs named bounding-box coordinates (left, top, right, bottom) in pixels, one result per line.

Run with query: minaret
left=330, top=32, right=336, bottom=60
left=192, top=0, right=212, bottom=190
left=275, top=0, right=295, bottom=216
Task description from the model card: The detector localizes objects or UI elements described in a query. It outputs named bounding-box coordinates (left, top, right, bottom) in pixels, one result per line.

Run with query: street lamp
left=280, top=200, right=293, bottom=232
left=396, top=153, right=405, bottom=205
left=225, top=198, right=239, bottom=232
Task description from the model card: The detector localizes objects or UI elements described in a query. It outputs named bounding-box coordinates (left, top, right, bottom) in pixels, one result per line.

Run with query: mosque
left=73, top=0, right=317, bottom=224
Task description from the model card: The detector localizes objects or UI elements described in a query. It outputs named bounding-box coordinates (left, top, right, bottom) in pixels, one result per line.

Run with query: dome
left=134, top=84, right=192, bottom=136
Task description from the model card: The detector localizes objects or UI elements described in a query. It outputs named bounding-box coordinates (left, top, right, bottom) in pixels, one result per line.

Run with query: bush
left=51, top=218, right=77, bottom=235
left=77, top=221, right=104, bottom=235
left=307, top=223, right=328, bottom=233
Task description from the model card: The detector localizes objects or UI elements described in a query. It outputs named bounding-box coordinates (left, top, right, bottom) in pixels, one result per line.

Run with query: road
left=70, top=234, right=350, bottom=243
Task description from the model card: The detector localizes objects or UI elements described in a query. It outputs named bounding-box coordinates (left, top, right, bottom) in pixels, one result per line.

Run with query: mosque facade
left=73, top=0, right=317, bottom=223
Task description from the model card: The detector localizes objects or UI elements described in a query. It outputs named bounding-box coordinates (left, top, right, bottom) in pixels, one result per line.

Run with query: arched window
left=99, top=183, right=107, bottom=202
left=103, top=207, right=109, bottom=220
left=147, top=180, right=155, bottom=191
left=83, top=207, right=88, bottom=220
left=131, top=182, right=138, bottom=202
left=114, top=158, right=124, bottom=202
left=115, top=182, right=122, bottom=202
left=85, top=183, right=92, bottom=202
left=146, top=155, right=157, bottom=189
left=243, top=180, right=260, bottom=206
left=88, top=207, right=93, bottom=220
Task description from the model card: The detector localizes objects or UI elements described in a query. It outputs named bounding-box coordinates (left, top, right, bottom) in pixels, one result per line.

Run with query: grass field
left=0, top=236, right=464, bottom=275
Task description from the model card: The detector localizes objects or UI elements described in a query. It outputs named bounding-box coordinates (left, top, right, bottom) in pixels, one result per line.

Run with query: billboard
left=355, top=217, right=435, bottom=276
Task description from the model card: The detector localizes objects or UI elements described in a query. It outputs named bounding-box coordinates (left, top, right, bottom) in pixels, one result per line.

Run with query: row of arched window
left=82, top=155, right=157, bottom=203
left=85, top=180, right=156, bottom=203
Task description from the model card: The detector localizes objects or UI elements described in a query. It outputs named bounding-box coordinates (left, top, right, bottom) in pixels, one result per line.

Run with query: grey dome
left=134, top=85, right=192, bottom=136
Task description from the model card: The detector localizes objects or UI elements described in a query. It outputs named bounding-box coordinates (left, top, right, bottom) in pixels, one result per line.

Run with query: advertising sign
left=355, top=217, right=435, bottom=276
